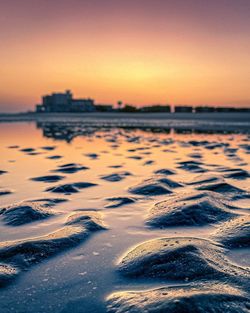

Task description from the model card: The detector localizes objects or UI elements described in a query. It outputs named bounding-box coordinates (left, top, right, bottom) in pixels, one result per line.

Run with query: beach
left=0, top=118, right=249, bottom=313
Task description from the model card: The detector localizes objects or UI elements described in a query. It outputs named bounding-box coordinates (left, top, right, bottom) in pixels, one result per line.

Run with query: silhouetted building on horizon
left=36, top=90, right=96, bottom=113
left=195, top=106, right=216, bottom=113
left=95, top=104, right=114, bottom=112
left=194, top=106, right=250, bottom=113
left=140, top=105, right=171, bottom=113
left=174, top=106, right=193, bottom=113
left=35, top=91, right=250, bottom=114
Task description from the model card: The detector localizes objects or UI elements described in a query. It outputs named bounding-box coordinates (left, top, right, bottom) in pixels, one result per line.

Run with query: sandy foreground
left=0, top=121, right=249, bottom=313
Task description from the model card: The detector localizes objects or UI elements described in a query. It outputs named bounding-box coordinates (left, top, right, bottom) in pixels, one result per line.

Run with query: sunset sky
left=1, top=0, right=250, bottom=112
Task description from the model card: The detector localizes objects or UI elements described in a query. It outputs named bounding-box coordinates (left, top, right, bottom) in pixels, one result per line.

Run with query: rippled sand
left=0, top=122, right=249, bottom=313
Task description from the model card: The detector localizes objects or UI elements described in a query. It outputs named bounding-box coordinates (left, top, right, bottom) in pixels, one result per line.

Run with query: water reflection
left=36, top=122, right=99, bottom=142
left=36, top=121, right=240, bottom=142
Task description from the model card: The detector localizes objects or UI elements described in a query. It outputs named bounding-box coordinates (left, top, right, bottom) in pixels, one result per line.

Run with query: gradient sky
left=1, top=0, right=250, bottom=112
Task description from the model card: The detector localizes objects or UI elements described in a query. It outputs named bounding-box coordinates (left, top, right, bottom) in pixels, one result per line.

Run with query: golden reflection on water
left=0, top=122, right=250, bottom=313
left=1, top=122, right=249, bottom=200
left=0, top=121, right=249, bottom=240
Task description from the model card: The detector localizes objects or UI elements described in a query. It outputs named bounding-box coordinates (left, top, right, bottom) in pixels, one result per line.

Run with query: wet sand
left=0, top=112, right=250, bottom=133
left=0, top=121, right=249, bottom=313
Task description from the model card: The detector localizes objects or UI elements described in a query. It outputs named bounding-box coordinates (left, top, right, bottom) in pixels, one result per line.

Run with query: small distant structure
left=215, top=107, right=243, bottom=113
left=195, top=106, right=216, bottom=113
left=95, top=104, right=113, bottom=112
left=140, top=105, right=171, bottom=113
left=174, top=106, right=193, bottom=113
left=195, top=106, right=250, bottom=113
left=121, top=105, right=138, bottom=112
left=36, top=90, right=95, bottom=113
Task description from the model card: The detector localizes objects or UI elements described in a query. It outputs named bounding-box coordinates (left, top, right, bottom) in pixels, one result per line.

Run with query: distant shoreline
left=0, top=112, right=250, bottom=133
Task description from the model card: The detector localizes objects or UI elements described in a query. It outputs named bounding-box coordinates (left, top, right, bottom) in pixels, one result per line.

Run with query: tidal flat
left=0, top=121, right=249, bottom=313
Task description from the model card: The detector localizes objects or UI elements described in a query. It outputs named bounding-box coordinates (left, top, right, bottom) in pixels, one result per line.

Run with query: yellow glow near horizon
left=1, top=1, right=250, bottom=111
left=2, top=44, right=250, bottom=109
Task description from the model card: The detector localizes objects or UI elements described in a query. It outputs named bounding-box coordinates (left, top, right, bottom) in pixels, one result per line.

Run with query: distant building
left=140, top=105, right=171, bottom=113
left=95, top=104, right=114, bottom=112
left=195, top=106, right=216, bottom=113
left=174, top=106, right=193, bottom=113
left=217, top=107, right=250, bottom=112
left=71, top=99, right=96, bottom=112
left=36, top=90, right=95, bottom=113
left=121, top=105, right=138, bottom=112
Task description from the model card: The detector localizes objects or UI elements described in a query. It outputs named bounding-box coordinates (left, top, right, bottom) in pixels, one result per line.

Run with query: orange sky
left=1, top=0, right=250, bottom=112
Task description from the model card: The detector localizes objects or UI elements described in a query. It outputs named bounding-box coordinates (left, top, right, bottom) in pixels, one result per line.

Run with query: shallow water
left=0, top=122, right=249, bottom=313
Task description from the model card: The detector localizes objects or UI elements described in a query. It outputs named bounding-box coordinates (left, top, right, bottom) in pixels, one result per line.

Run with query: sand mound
left=0, top=211, right=106, bottom=286
left=128, top=176, right=182, bottom=196
left=0, top=189, right=12, bottom=196
left=213, top=215, right=250, bottom=248
left=46, top=182, right=97, bottom=194
left=30, top=175, right=65, bottom=183
left=153, top=169, right=175, bottom=176
left=84, top=153, right=99, bottom=159
left=196, top=180, right=247, bottom=195
left=20, top=148, right=35, bottom=153
left=107, top=283, right=250, bottom=313
left=222, top=169, right=250, bottom=180
left=0, top=199, right=60, bottom=226
left=177, top=160, right=206, bottom=173
left=40, top=146, right=56, bottom=151
left=46, top=155, right=62, bottom=160
left=187, top=174, right=222, bottom=185
left=101, top=171, right=132, bottom=182
left=53, top=163, right=89, bottom=174
left=118, top=237, right=249, bottom=281
left=105, top=197, right=136, bottom=208
left=147, top=191, right=238, bottom=227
